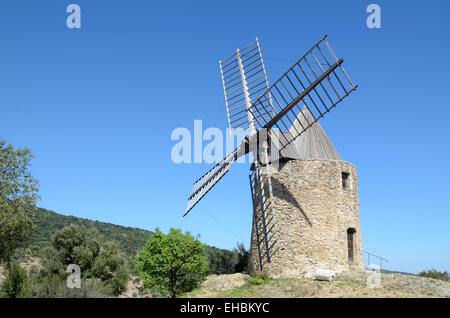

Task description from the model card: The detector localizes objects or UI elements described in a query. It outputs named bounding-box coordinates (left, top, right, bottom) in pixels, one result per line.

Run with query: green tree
left=92, top=241, right=130, bottom=296
left=51, top=224, right=102, bottom=275
left=206, top=247, right=237, bottom=274
left=46, top=224, right=129, bottom=296
left=39, top=247, right=65, bottom=277
left=233, top=242, right=249, bottom=273
left=0, top=140, right=39, bottom=268
left=135, top=228, right=207, bottom=298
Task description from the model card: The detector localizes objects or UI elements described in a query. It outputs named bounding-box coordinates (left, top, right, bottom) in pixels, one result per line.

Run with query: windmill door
left=347, top=228, right=356, bottom=263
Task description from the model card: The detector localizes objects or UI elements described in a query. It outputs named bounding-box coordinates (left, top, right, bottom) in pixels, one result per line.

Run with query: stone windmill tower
left=183, top=36, right=363, bottom=277
left=248, top=107, right=364, bottom=277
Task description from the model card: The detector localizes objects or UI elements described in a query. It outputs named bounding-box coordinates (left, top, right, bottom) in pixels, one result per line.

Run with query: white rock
left=314, top=269, right=336, bottom=281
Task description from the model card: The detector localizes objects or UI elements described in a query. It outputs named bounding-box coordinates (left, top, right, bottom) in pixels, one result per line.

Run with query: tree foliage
left=0, top=140, right=39, bottom=267
left=92, top=241, right=129, bottom=295
left=1, top=261, right=28, bottom=298
left=135, top=228, right=207, bottom=298
left=51, top=224, right=102, bottom=276
left=418, top=269, right=449, bottom=281
left=46, top=224, right=130, bottom=296
left=233, top=242, right=249, bottom=273
left=206, top=246, right=237, bottom=274
left=13, top=224, right=131, bottom=297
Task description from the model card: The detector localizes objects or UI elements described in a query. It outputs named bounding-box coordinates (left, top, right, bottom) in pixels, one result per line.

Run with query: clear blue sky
left=1, top=0, right=449, bottom=274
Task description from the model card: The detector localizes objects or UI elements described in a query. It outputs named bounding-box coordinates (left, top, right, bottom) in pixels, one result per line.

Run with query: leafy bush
left=25, top=265, right=106, bottom=298
left=27, top=269, right=65, bottom=298
left=418, top=269, right=449, bottom=281
left=250, top=271, right=270, bottom=285
left=1, top=261, right=28, bottom=298
left=51, top=224, right=102, bottom=276
left=92, top=242, right=130, bottom=296
left=251, top=277, right=265, bottom=285
left=59, top=279, right=105, bottom=298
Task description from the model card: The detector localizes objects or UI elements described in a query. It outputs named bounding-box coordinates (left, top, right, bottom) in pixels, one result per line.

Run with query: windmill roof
left=273, top=106, right=342, bottom=161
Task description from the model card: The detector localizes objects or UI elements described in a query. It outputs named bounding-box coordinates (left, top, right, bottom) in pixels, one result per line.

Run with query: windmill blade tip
left=182, top=209, right=191, bottom=217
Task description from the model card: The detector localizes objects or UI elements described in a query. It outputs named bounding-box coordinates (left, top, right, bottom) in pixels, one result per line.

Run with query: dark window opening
left=347, top=228, right=356, bottom=263
left=342, top=172, right=350, bottom=189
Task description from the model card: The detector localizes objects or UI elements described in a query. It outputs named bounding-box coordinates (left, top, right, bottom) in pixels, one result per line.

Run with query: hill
left=14, top=208, right=152, bottom=260
left=13, top=208, right=241, bottom=276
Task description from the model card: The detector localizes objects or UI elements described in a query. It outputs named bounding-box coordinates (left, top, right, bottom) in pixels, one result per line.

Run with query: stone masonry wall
left=249, top=159, right=364, bottom=278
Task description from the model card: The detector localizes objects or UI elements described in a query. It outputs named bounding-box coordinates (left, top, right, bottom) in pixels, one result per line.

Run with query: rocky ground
left=184, top=271, right=450, bottom=298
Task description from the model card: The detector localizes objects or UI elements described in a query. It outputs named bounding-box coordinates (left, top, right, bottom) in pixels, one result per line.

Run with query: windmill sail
left=249, top=35, right=357, bottom=152
left=184, top=140, right=250, bottom=216
left=219, top=39, right=273, bottom=135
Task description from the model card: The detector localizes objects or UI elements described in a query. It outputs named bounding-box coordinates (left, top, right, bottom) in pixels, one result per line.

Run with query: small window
left=342, top=172, right=350, bottom=189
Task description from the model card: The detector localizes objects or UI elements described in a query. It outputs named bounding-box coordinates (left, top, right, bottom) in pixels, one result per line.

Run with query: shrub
left=250, top=271, right=270, bottom=285
left=252, top=277, right=265, bottom=285
left=48, top=224, right=130, bottom=296
left=51, top=224, right=102, bottom=274
left=92, top=241, right=130, bottom=296
left=1, top=261, right=28, bottom=298
left=59, top=279, right=105, bottom=298
left=418, top=269, right=449, bottom=281
left=27, top=271, right=65, bottom=298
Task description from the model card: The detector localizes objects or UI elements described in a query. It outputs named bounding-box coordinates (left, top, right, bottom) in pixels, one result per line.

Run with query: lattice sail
left=184, top=142, right=249, bottom=216
left=249, top=35, right=358, bottom=152
left=219, top=39, right=273, bottom=135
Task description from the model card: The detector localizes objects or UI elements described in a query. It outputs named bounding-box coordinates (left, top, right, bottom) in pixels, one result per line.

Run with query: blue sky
left=1, top=0, right=449, bottom=274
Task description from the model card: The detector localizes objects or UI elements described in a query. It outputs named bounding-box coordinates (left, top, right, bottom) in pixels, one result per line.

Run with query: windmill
left=183, top=36, right=360, bottom=274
